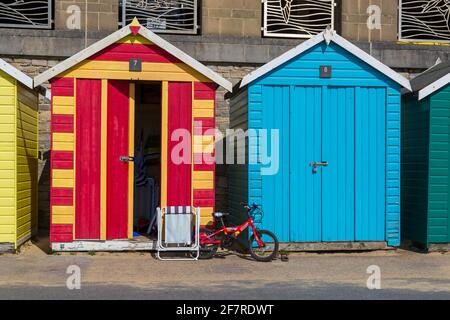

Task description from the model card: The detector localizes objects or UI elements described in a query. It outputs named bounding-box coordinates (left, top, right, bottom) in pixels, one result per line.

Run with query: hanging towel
left=135, top=129, right=147, bottom=187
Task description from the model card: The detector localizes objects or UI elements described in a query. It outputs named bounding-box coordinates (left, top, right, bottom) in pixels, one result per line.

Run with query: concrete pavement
left=0, top=241, right=449, bottom=299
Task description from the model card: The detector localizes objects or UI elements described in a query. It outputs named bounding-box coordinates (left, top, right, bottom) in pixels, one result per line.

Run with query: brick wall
left=341, top=0, right=398, bottom=41
left=55, top=0, right=118, bottom=31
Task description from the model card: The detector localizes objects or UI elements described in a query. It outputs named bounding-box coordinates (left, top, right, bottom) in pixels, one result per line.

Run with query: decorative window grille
left=0, top=0, right=52, bottom=29
left=399, top=0, right=450, bottom=42
left=119, top=0, right=198, bottom=34
left=263, top=0, right=335, bottom=38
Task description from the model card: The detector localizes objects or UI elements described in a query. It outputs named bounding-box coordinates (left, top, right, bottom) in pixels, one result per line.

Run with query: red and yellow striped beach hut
left=35, top=18, right=231, bottom=251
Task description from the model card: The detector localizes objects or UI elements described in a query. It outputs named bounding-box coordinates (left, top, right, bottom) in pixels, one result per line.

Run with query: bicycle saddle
left=213, top=212, right=230, bottom=218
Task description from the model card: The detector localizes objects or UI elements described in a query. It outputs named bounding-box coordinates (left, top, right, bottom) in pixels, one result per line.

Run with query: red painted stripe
left=75, top=79, right=102, bottom=240
left=194, top=118, right=215, bottom=135
left=51, top=78, right=74, bottom=96
left=52, top=114, right=74, bottom=133
left=52, top=196, right=73, bottom=206
left=194, top=189, right=215, bottom=199
left=194, top=82, right=217, bottom=100
left=194, top=199, right=215, bottom=207
left=50, top=224, right=73, bottom=243
left=194, top=163, right=215, bottom=171
left=51, top=151, right=74, bottom=170
left=167, top=82, right=192, bottom=206
left=52, top=115, right=74, bottom=133
left=90, top=43, right=181, bottom=63
left=52, top=188, right=73, bottom=198
left=106, top=80, right=129, bottom=240
left=52, top=187, right=74, bottom=206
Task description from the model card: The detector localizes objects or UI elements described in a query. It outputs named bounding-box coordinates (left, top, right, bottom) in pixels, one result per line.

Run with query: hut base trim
left=17, top=234, right=32, bottom=248
left=0, top=243, right=15, bottom=252
left=278, top=241, right=392, bottom=252
left=52, top=240, right=157, bottom=252
left=428, top=243, right=450, bottom=252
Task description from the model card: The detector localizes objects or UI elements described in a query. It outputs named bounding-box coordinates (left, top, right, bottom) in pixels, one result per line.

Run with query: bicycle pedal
left=280, top=253, right=289, bottom=262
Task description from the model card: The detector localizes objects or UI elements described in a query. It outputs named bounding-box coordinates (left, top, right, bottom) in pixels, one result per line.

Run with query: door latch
left=309, top=161, right=328, bottom=173
left=119, top=156, right=134, bottom=162
left=309, top=161, right=329, bottom=167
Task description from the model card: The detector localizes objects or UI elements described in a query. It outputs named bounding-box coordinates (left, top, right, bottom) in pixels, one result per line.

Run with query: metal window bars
left=263, top=0, right=335, bottom=38
left=119, top=0, right=198, bottom=34
left=0, top=0, right=52, bottom=29
left=399, top=0, right=450, bottom=43
left=156, top=206, right=200, bottom=261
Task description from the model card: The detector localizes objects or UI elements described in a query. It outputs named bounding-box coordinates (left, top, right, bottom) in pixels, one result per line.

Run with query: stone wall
left=202, top=0, right=261, bottom=37
left=341, top=0, right=398, bottom=42
left=55, top=0, right=118, bottom=31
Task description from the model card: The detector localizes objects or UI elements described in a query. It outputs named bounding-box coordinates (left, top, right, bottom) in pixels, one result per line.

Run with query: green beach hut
left=402, top=61, right=450, bottom=251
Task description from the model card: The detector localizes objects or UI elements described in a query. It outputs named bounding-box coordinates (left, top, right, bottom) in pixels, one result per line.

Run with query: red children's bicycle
left=198, top=203, right=279, bottom=262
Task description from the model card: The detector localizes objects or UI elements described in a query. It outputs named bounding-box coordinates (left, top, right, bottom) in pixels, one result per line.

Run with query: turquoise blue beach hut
left=228, top=29, right=411, bottom=247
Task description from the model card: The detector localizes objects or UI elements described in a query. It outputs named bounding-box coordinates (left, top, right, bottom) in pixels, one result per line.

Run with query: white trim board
left=0, top=58, right=34, bottom=89
left=240, top=29, right=412, bottom=91
left=419, top=73, right=450, bottom=100
left=34, top=23, right=232, bottom=92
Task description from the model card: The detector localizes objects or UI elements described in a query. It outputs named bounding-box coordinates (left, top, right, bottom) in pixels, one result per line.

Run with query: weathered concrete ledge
left=0, top=30, right=449, bottom=70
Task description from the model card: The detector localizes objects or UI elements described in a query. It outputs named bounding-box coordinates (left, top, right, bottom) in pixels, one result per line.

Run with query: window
left=263, top=0, right=335, bottom=38
left=119, top=0, right=198, bottom=34
left=0, top=0, right=52, bottom=29
left=399, top=0, right=450, bottom=42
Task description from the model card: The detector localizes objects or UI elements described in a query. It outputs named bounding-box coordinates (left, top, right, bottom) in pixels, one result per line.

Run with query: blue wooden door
left=261, top=85, right=386, bottom=242
left=261, top=86, right=291, bottom=242
left=321, top=87, right=356, bottom=241
left=289, top=86, right=322, bottom=241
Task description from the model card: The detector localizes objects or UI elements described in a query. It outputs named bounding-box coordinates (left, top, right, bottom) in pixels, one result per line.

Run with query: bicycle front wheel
left=249, top=229, right=279, bottom=262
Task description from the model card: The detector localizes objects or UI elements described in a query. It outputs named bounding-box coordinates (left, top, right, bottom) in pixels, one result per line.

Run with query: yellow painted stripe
left=53, top=105, right=74, bottom=115
left=192, top=99, right=215, bottom=118
left=52, top=215, right=73, bottom=225
left=52, top=205, right=74, bottom=215
left=52, top=169, right=74, bottom=179
left=117, top=35, right=153, bottom=45
left=61, top=61, right=211, bottom=83
left=52, top=141, right=74, bottom=151
left=192, top=108, right=214, bottom=118
left=193, top=171, right=214, bottom=181
left=53, top=132, right=74, bottom=142
left=192, top=180, right=214, bottom=190
left=128, top=83, right=135, bottom=239
left=199, top=207, right=214, bottom=225
left=193, top=100, right=214, bottom=109
left=52, top=178, right=74, bottom=188
left=193, top=143, right=214, bottom=154
left=100, top=79, right=107, bottom=240
left=161, top=81, right=168, bottom=208
left=53, top=96, right=74, bottom=106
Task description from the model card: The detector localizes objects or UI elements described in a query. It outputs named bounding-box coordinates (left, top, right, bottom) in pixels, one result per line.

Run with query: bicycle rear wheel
left=249, top=229, right=279, bottom=262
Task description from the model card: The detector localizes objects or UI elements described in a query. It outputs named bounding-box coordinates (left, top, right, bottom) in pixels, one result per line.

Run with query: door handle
left=120, top=156, right=134, bottom=162
left=309, top=161, right=328, bottom=168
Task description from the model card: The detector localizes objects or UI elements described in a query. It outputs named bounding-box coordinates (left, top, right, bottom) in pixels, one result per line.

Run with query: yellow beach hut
left=0, top=59, right=41, bottom=252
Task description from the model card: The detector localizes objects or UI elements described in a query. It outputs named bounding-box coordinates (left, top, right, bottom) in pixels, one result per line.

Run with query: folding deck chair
left=156, top=206, right=200, bottom=261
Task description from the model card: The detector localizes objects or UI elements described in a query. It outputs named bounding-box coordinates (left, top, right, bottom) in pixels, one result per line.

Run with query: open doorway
left=133, top=82, right=162, bottom=240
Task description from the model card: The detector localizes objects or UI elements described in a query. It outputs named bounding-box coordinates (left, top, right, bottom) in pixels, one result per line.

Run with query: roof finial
left=323, top=26, right=334, bottom=45
left=130, top=17, right=141, bottom=35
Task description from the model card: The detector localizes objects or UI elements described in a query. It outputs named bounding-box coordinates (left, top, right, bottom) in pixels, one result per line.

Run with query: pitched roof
left=410, top=60, right=450, bottom=100
left=0, top=58, right=34, bottom=89
left=240, top=29, right=412, bottom=91
left=34, top=19, right=232, bottom=92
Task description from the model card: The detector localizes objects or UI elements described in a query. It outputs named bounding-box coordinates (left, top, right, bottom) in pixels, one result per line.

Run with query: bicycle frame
left=200, top=209, right=265, bottom=247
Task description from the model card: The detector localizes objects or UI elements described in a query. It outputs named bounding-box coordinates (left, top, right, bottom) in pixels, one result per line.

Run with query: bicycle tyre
left=249, top=229, right=279, bottom=262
